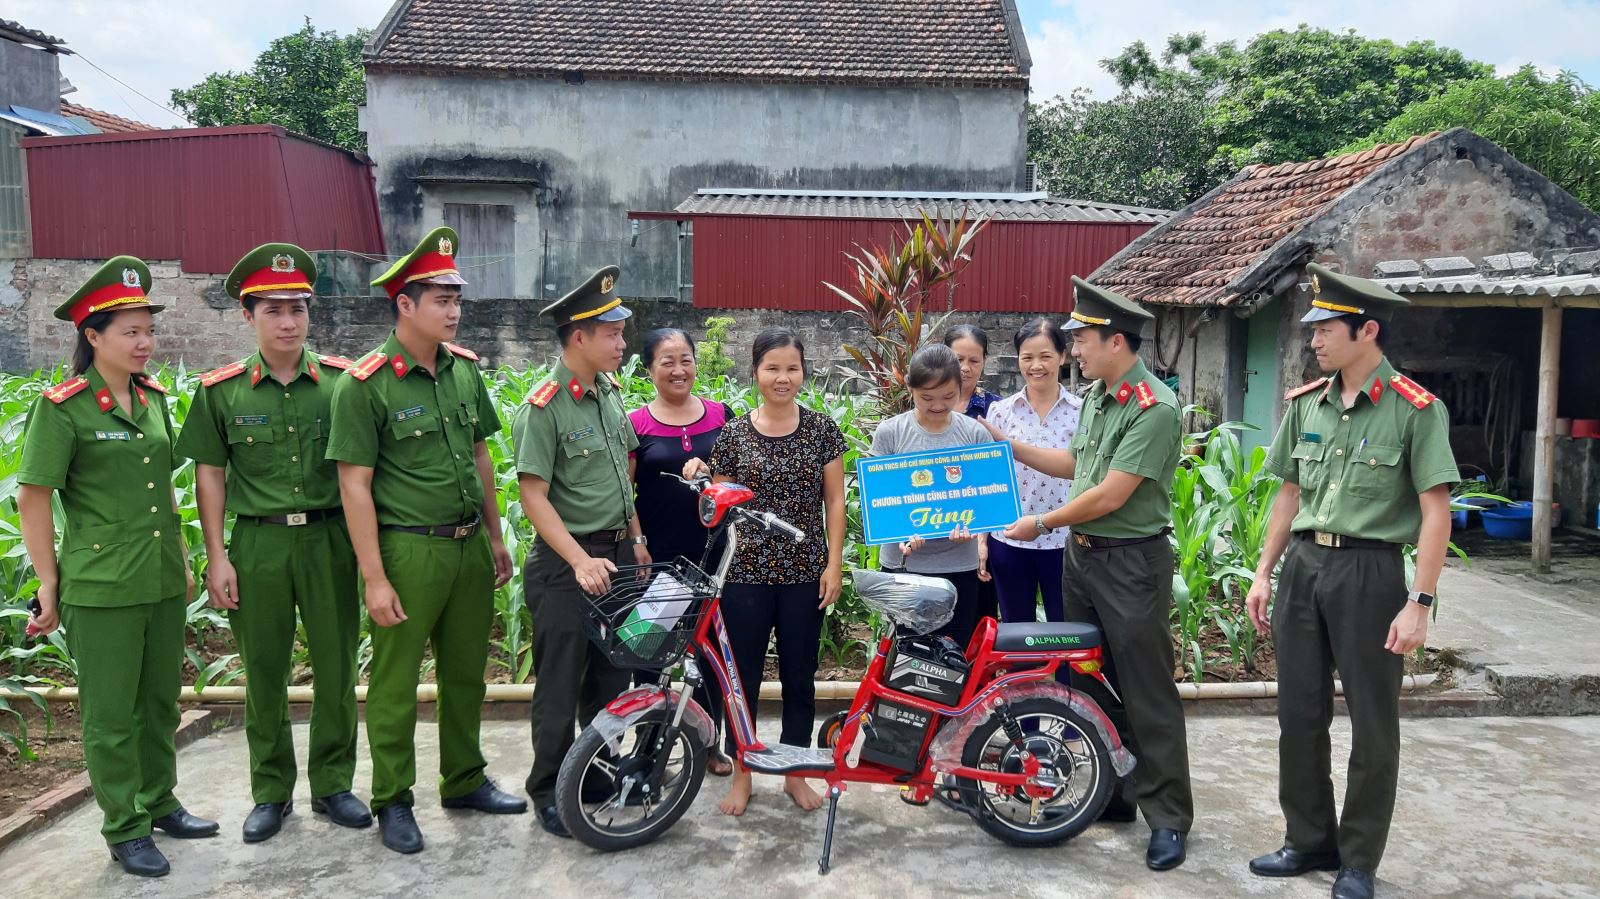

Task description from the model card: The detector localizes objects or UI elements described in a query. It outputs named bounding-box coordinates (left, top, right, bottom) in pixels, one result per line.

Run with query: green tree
left=1028, top=27, right=1493, bottom=210
left=1345, top=66, right=1600, bottom=210
left=1027, top=87, right=1232, bottom=210
left=1202, top=27, right=1491, bottom=167
left=171, top=19, right=369, bottom=151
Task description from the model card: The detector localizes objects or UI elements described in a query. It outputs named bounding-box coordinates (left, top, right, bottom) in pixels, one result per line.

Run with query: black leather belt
left=1072, top=528, right=1171, bottom=550
left=241, top=507, right=343, bottom=527
left=1297, top=530, right=1398, bottom=551
left=382, top=518, right=480, bottom=540
left=574, top=529, right=629, bottom=543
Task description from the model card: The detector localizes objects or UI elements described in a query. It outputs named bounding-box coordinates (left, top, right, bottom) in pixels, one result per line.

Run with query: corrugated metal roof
left=674, top=189, right=1170, bottom=223
left=1376, top=273, right=1600, bottom=298
left=0, top=17, right=66, bottom=49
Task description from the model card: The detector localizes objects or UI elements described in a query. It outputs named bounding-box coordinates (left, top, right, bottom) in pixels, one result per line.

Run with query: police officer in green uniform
left=326, top=227, right=526, bottom=854
left=981, top=276, right=1194, bottom=871
left=512, top=265, right=646, bottom=837
left=17, top=257, right=219, bottom=878
left=176, top=244, right=371, bottom=843
left=1245, top=264, right=1458, bottom=899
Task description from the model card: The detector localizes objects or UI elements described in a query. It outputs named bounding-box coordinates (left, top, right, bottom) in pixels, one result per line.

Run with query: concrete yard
left=3, top=714, right=1597, bottom=899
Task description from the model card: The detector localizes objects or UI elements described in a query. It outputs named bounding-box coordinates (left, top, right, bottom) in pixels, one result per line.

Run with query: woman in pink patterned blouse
left=981, top=318, right=1082, bottom=625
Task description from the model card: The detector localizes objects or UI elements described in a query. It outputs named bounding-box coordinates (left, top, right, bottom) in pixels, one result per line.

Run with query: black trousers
left=719, top=581, right=822, bottom=752
left=882, top=567, right=982, bottom=649
left=523, top=536, right=633, bottom=807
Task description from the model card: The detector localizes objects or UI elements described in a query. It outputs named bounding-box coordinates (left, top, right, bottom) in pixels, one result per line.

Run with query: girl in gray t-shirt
left=868, top=344, right=995, bottom=647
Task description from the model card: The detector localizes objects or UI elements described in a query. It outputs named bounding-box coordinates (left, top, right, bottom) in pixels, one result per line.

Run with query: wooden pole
left=1532, top=301, right=1562, bottom=573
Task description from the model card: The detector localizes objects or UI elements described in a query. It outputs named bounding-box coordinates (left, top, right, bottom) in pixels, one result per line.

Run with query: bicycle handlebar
left=658, top=471, right=805, bottom=543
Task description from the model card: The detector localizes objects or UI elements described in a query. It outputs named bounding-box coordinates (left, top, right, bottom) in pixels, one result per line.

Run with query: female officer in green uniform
left=17, top=257, right=219, bottom=878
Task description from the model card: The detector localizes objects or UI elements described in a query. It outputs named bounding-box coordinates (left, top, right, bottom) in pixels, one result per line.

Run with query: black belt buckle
left=453, top=524, right=475, bottom=540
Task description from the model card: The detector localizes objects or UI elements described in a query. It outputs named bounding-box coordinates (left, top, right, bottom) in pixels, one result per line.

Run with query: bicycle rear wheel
left=555, top=708, right=708, bottom=851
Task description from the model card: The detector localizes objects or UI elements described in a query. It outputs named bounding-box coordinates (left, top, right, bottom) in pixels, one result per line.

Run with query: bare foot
left=718, top=771, right=753, bottom=816
left=783, top=776, right=824, bottom=812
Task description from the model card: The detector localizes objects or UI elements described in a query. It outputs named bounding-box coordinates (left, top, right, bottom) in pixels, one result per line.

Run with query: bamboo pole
left=23, top=674, right=1438, bottom=705
left=1533, top=302, right=1562, bottom=573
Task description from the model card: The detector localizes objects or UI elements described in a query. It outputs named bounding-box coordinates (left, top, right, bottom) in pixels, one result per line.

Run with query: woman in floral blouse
left=684, top=327, right=847, bottom=817
left=981, top=318, right=1082, bottom=625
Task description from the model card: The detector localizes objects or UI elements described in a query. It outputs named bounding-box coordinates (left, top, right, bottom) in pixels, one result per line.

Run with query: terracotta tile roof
left=367, top=0, right=1030, bottom=87
left=59, top=101, right=155, bottom=134
left=1093, top=133, right=1443, bottom=307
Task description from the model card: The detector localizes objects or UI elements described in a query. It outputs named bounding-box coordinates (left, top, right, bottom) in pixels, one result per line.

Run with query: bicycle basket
left=579, top=559, right=717, bottom=669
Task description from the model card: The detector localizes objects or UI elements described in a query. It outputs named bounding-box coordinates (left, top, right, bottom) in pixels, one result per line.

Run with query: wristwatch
left=1406, top=590, right=1434, bottom=608
left=1034, top=513, right=1055, bottom=535
left=632, top=535, right=649, bottom=546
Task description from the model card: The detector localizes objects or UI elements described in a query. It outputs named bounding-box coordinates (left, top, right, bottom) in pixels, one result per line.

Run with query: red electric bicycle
left=555, top=475, right=1135, bottom=873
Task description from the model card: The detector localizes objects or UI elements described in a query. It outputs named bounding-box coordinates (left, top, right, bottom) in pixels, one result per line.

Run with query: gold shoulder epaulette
left=43, top=376, right=89, bottom=404
left=349, top=353, right=388, bottom=381
left=1284, top=377, right=1329, bottom=402
left=528, top=381, right=559, bottom=408
left=199, top=361, right=247, bottom=388
left=1389, top=374, right=1436, bottom=410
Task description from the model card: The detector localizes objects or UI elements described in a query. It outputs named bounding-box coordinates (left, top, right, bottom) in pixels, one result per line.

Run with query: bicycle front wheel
left=555, top=708, right=708, bottom=851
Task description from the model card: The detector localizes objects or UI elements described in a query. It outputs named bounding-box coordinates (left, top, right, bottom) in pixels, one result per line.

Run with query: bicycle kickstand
left=817, top=784, right=843, bottom=875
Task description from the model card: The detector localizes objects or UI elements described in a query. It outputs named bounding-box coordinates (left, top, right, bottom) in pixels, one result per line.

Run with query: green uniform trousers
left=228, top=517, right=360, bottom=803
left=365, top=528, right=495, bottom=811
left=1062, top=537, right=1195, bottom=832
left=62, top=597, right=184, bottom=843
left=1273, top=537, right=1406, bottom=872
left=523, top=535, right=632, bottom=807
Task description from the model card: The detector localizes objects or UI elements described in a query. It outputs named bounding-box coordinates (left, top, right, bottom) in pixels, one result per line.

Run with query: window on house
left=443, top=202, right=516, bottom=297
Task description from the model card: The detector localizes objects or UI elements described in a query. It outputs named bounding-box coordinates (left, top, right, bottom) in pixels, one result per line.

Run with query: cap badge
left=438, top=237, right=454, bottom=256
left=600, top=274, right=616, bottom=294
left=1310, top=273, right=1321, bottom=300
left=121, top=268, right=140, bottom=289
left=271, top=254, right=295, bottom=273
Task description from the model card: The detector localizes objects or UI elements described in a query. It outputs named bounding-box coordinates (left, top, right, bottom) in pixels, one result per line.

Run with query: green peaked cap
left=54, top=255, right=162, bottom=327
left=1301, top=262, right=1410, bottom=323
left=370, top=226, right=467, bottom=299
left=1065, top=276, right=1153, bottom=336
left=541, top=264, right=632, bottom=327
left=225, top=243, right=317, bottom=302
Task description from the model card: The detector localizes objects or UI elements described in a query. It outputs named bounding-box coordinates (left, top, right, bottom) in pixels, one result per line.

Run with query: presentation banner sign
left=857, top=442, right=1022, bottom=546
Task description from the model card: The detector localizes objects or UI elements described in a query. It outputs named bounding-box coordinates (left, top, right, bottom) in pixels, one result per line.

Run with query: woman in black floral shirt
left=685, top=327, right=847, bottom=817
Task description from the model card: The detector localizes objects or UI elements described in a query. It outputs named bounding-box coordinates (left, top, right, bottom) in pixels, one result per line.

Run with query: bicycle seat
left=851, top=569, right=955, bottom=634
left=993, top=621, right=1102, bottom=652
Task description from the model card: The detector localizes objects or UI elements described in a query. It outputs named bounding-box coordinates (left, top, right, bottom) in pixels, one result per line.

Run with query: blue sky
left=14, top=0, right=1600, bottom=127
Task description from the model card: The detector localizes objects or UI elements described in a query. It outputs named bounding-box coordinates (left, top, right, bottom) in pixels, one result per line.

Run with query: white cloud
left=9, top=0, right=394, bottom=125
left=1023, top=0, right=1600, bottom=103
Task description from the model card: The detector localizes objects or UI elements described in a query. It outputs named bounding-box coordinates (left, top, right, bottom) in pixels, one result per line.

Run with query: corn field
left=1, top=360, right=1382, bottom=758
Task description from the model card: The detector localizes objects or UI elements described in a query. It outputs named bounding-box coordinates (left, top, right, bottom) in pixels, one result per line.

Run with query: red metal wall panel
left=23, top=125, right=383, bottom=273
left=689, top=216, right=1151, bottom=313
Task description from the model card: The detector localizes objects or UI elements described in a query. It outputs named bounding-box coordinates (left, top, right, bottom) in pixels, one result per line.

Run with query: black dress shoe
left=109, top=836, right=170, bottom=877
left=440, top=778, right=528, bottom=815
left=537, top=805, right=571, bottom=839
left=1099, top=797, right=1138, bottom=823
left=1332, top=867, right=1376, bottom=899
left=311, top=791, right=373, bottom=828
left=151, top=806, right=220, bottom=839
left=1146, top=828, right=1187, bottom=871
left=242, top=801, right=291, bottom=843
left=376, top=804, right=423, bottom=854
left=1250, top=845, right=1342, bottom=877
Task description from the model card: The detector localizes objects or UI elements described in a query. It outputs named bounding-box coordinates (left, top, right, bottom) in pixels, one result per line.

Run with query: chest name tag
left=94, top=430, right=130, bottom=441
left=1299, top=432, right=1322, bottom=443
left=395, top=405, right=427, bottom=422
left=233, top=415, right=269, bottom=426
left=565, top=426, right=596, bottom=443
